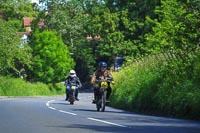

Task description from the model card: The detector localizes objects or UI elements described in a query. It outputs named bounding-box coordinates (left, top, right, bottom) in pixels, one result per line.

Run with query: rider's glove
left=111, top=81, right=115, bottom=84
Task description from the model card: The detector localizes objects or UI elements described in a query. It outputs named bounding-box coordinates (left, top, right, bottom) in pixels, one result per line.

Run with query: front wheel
left=69, top=90, right=75, bottom=105
left=96, top=98, right=101, bottom=111
left=97, top=106, right=100, bottom=111
left=101, top=90, right=106, bottom=112
left=96, top=93, right=101, bottom=111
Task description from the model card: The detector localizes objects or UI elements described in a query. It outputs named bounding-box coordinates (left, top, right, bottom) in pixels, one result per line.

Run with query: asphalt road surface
left=0, top=91, right=200, bottom=133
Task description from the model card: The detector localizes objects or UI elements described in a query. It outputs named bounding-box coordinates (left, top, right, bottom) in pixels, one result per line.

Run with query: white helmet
left=69, top=69, right=76, bottom=77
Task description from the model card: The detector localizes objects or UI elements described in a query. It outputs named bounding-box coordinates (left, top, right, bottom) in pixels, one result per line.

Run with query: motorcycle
left=95, top=77, right=113, bottom=112
left=67, top=84, right=77, bottom=105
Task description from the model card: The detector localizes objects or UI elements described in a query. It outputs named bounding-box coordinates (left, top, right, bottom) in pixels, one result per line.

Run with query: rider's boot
left=75, top=97, right=79, bottom=101
left=106, top=87, right=111, bottom=102
left=92, top=93, right=97, bottom=104
left=65, top=93, right=69, bottom=101
left=92, top=99, right=96, bottom=104
left=75, top=92, right=79, bottom=101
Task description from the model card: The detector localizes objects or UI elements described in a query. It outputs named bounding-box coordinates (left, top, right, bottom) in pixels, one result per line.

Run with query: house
left=17, top=17, right=44, bottom=44
left=23, top=17, right=44, bottom=32
left=23, top=17, right=34, bottom=32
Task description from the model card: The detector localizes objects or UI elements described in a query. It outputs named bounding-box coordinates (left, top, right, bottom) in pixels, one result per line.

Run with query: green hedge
left=0, top=76, right=65, bottom=96
left=110, top=51, right=200, bottom=120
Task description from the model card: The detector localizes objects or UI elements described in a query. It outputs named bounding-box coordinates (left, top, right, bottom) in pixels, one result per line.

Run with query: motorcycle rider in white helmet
left=65, top=70, right=82, bottom=101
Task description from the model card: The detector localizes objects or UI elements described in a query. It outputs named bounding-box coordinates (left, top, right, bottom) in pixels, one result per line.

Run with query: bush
left=110, top=51, right=200, bottom=120
left=0, top=76, right=65, bottom=96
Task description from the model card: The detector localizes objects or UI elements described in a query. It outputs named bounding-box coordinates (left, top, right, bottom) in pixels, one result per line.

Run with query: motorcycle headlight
left=71, top=86, right=76, bottom=90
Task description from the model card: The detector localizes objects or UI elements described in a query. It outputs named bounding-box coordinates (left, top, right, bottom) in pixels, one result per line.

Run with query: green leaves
left=0, top=0, right=38, bottom=20
left=30, top=30, right=75, bottom=83
left=144, top=0, right=200, bottom=52
left=111, top=50, right=200, bottom=120
left=0, top=19, right=32, bottom=76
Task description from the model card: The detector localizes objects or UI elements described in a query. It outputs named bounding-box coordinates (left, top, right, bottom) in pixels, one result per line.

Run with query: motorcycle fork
left=99, top=88, right=106, bottom=106
left=69, top=89, right=75, bottom=102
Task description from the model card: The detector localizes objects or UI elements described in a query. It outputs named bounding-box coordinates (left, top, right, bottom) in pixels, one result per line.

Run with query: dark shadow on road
left=79, top=88, right=93, bottom=93
left=72, top=108, right=97, bottom=112
left=71, top=108, right=132, bottom=114
left=47, top=124, right=200, bottom=133
left=51, top=102, right=74, bottom=106
left=47, top=124, right=133, bottom=133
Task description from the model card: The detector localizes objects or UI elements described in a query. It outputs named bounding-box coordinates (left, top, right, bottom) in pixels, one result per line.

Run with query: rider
left=65, top=69, right=82, bottom=101
left=91, top=61, right=114, bottom=103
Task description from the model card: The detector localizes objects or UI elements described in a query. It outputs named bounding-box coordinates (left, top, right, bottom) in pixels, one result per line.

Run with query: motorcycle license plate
left=101, top=82, right=108, bottom=88
left=71, top=86, right=76, bottom=90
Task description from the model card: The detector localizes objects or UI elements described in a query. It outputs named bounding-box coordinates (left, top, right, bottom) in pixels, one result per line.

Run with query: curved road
left=0, top=91, right=200, bottom=133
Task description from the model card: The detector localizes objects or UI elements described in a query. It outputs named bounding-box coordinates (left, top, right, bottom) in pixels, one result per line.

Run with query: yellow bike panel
left=101, top=82, right=108, bottom=88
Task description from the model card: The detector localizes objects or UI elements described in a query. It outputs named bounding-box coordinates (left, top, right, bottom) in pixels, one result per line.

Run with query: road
left=0, top=91, right=200, bottom=133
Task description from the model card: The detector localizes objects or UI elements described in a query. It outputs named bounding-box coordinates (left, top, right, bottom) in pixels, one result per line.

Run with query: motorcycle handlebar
left=66, top=84, right=79, bottom=87
left=95, top=77, right=113, bottom=83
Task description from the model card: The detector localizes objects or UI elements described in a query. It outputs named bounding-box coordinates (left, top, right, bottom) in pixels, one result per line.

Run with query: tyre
left=96, top=95, right=101, bottom=111
left=97, top=106, right=100, bottom=111
left=101, top=91, right=106, bottom=112
left=69, top=91, right=75, bottom=105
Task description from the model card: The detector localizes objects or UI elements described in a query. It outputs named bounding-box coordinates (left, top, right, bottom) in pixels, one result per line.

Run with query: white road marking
left=46, top=100, right=55, bottom=107
left=46, top=100, right=76, bottom=116
left=46, top=99, right=127, bottom=128
left=48, top=106, right=56, bottom=110
left=88, top=117, right=127, bottom=127
left=59, top=110, right=77, bottom=115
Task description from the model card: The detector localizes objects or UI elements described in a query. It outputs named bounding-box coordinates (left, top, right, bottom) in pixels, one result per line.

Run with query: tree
left=30, top=30, right=75, bottom=83
left=183, top=0, right=200, bottom=47
left=83, top=3, right=125, bottom=66
left=0, top=19, right=32, bottom=76
left=39, top=0, right=200, bottom=81
left=38, top=0, right=93, bottom=81
left=0, top=0, right=39, bottom=32
left=104, top=0, right=161, bottom=55
left=144, top=0, right=188, bottom=53
left=0, top=0, right=38, bottom=20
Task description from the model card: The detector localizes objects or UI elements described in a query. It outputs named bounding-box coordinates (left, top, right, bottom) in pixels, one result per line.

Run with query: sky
left=31, top=0, right=46, bottom=10
left=31, top=0, right=39, bottom=4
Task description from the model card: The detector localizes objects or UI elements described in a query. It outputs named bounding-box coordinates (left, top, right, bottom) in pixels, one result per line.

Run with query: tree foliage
left=0, top=0, right=200, bottom=83
left=144, top=0, right=200, bottom=53
left=0, top=19, right=32, bottom=76
left=30, top=30, right=75, bottom=83
left=0, top=0, right=38, bottom=20
left=38, top=0, right=94, bottom=80
left=0, top=0, right=39, bottom=32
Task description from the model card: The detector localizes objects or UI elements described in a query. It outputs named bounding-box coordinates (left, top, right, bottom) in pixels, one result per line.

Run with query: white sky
left=31, top=0, right=39, bottom=4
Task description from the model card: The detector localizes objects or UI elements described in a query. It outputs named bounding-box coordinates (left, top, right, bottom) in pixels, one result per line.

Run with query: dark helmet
left=99, top=61, right=107, bottom=68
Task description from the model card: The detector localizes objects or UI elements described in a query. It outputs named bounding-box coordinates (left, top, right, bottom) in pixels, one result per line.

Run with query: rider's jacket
left=65, top=76, right=82, bottom=88
left=91, top=69, right=113, bottom=88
